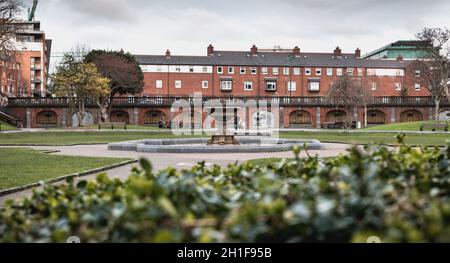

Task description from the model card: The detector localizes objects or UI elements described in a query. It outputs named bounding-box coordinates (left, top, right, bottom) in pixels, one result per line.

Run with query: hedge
left=1, top=136, right=449, bottom=242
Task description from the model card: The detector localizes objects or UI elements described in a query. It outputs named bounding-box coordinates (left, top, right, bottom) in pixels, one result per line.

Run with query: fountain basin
left=108, top=137, right=324, bottom=153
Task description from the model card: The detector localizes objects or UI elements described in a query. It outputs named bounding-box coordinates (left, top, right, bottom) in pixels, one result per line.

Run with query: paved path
left=0, top=143, right=351, bottom=205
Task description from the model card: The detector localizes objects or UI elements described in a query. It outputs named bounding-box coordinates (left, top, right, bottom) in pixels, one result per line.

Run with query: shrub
left=1, top=141, right=449, bottom=242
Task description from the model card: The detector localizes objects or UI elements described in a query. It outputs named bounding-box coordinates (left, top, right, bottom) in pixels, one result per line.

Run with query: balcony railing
left=6, top=96, right=449, bottom=108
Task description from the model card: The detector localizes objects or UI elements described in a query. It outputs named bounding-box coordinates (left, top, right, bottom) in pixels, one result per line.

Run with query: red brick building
left=3, top=44, right=450, bottom=128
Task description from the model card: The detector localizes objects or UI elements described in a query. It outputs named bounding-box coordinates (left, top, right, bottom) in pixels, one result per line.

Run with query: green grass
left=0, top=131, right=204, bottom=145
left=0, top=121, right=17, bottom=131
left=0, top=148, right=130, bottom=190
left=363, top=121, right=444, bottom=131
left=280, top=131, right=449, bottom=146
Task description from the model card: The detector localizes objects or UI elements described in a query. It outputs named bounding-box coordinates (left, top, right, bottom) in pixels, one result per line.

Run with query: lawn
left=363, top=121, right=445, bottom=131
left=0, top=148, right=130, bottom=190
left=0, top=131, right=204, bottom=145
left=0, top=121, right=17, bottom=131
left=280, top=131, right=449, bottom=146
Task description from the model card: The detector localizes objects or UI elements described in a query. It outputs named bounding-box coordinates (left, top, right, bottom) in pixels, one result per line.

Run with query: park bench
left=321, top=121, right=346, bottom=129
left=420, top=123, right=448, bottom=132
left=98, top=122, right=127, bottom=130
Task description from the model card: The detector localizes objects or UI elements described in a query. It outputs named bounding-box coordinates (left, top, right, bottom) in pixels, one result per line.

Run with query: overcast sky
left=21, top=0, right=450, bottom=56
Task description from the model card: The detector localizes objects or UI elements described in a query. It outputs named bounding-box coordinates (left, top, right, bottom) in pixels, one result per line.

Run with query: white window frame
left=415, top=70, right=421, bottom=78
left=261, top=67, right=268, bottom=75
left=202, top=80, right=209, bottom=89
left=358, top=68, right=364, bottom=76
left=283, top=67, right=290, bottom=75
left=287, top=81, right=296, bottom=91
left=414, top=83, right=421, bottom=91
left=395, top=83, right=402, bottom=91
left=244, top=81, right=253, bottom=91
left=272, top=67, right=279, bottom=75
left=337, top=68, right=343, bottom=76
left=221, top=80, right=232, bottom=91
left=294, top=68, right=300, bottom=75
left=347, top=68, right=354, bottom=76
left=316, top=68, right=322, bottom=76
left=305, top=68, right=311, bottom=75
left=228, top=66, right=234, bottom=74
left=266, top=81, right=277, bottom=91
left=327, top=68, right=333, bottom=76
left=175, top=80, right=182, bottom=89
left=251, top=67, right=257, bottom=74
left=240, top=67, right=246, bottom=74
left=308, top=81, right=320, bottom=91
left=156, top=80, right=163, bottom=89
left=217, top=66, right=223, bottom=74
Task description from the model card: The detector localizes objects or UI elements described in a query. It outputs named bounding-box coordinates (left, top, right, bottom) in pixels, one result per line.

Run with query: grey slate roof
left=135, top=50, right=407, bottom=69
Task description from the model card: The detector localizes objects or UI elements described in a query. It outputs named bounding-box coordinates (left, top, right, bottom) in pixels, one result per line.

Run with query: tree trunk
left=364, top=105, right=368, bottom=128
left=435, top=100, right=440, bottom=122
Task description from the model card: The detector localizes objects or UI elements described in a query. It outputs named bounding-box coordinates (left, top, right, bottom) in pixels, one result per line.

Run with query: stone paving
left=0, top=143, right=352, bottom=206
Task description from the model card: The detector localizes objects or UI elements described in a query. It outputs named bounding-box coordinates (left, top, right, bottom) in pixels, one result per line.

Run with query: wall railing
left=6, top=96, right=449, bottom=108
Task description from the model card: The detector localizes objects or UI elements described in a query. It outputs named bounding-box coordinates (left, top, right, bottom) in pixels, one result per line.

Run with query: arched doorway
left=289, top=110, right=312, bottom=127
left=36, top=110, right=57, bottom=127
left=400, top=110, right=423, bottom=122
left=110, top=110, right=129, bottom=123
left=144, top=110, right=165, bottom=125
left=367, top=110, right=386, bottom=125
left=326, top=110, right=347, bottom=123
left=439, top=110, right=450, bottom=121
left=72, top=111, right=94, bottom=127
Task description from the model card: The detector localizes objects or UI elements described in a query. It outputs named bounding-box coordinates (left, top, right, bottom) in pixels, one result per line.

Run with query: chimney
left=165, top=49, right=171, bottom=58
left=251, top=44, right=258, bottom=55
left=207, top=44, right=214, bottom=56
left=355, top=48, right=361, bottom=58
left=334, top=46, right=342, bottom=57
left=293, top=46, right=301, bottom=56
left=397, top=54, right=403, bottom=61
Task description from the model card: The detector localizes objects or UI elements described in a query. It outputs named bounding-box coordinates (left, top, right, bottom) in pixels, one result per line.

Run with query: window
left=156, top=80, right=163, bottom=89
left=240, top=67, right=246, bottom=74
left=202, top=81, right=209, bottom=89
left=244, top=81, right=253, bottom=91
left=228, top=67, right=234, bottom=74
left=217, top=66, right=223, bottom=74
left=337, top=68, right=343, bottom=76
left=175, top=80, right=182, bottom=89
left=395, top=83, right=402, bottom=91
left=347, top=68, right=354, bottom=76
left=283, top=67, right=290, bottom=75
left=415, top=70, right=421, bottom=78
left=189, top=66, right=194, bottom=73
left=272, top=67, right=279, bottom=75
left=371, top=82, right=377, bottom=90
left=221, top=80, right=232, bottom=90
left=327, top=68, right=333, bottom=76
left=261, top=67, right=268, bottom=74
left=414, top=83, right=421, bottom=91
left=358, top=68, right=364, bottom=76
left=316, top=68, right=322, bottom=76
left=266, top=81, right=277, bottom=91
left=288, top=81, right=296, bottom=91
left=251, top=67, right=257, bottom=74
left=308, top=81, right=320, bottom=91
left=305, top=68, right=311, bottom=75
left=294, top=68, right=300, bottom=75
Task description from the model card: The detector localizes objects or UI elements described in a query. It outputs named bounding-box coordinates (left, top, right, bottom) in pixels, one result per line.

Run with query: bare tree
left=325, top=73, right=371, bottom=128
left=411, top=27, right=450, bottom=121
left=0, top=0, right=22, bottom=62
